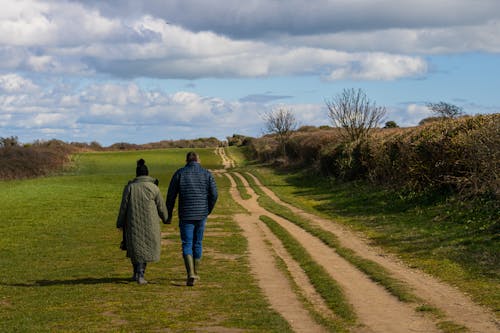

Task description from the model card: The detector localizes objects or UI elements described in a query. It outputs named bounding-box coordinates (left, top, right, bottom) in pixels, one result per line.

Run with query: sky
left=0, top=0, right=499, bottom=146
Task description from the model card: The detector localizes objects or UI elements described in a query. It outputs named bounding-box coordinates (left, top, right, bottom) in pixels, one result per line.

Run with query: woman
left=117, top=159, right=169, bottom=284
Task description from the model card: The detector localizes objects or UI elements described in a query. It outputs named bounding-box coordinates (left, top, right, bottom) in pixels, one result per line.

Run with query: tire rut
left=231, top=171, right=439, bottom=333
left=225, top=172, right=328, bottom=333
left=245, top=172, right=499, bottom=333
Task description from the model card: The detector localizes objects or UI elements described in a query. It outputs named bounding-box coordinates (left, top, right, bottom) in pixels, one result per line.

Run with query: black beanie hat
left=136, top=158, right=149, bottom=177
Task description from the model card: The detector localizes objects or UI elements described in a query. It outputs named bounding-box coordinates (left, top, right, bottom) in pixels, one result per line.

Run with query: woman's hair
left=136, top=158, right=149, bottom=176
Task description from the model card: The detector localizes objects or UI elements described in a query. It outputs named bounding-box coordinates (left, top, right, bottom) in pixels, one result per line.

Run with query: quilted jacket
left=166, top=161, right=218, bottom=221
left=116, top=176, right=168, bottom=263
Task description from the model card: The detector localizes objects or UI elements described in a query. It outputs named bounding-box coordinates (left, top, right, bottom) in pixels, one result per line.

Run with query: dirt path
left=226, top=173, right=328, bottom=333
left=230, top=172, right=440, bottom=333
left=216, top=147, right=234, bottom=169
left=214, top=148, right=498, bottom=333
left=245, top=172, right=499, bottom=333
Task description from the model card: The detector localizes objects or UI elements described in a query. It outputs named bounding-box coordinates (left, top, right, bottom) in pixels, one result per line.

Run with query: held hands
left=164, top=216, right=172, bottom=225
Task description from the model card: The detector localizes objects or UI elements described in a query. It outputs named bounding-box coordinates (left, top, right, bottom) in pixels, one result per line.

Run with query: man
left=166, top=151, right=218, bottom=286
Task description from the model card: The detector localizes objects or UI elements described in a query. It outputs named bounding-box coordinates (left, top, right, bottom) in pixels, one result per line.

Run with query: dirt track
left=216, top=148, right=499, bottom=333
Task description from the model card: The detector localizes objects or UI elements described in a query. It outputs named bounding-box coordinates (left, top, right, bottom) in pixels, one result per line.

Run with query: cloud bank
left=0, top=0, right=499, bottom=144
left=2, top=0, right=499, bottom=80
left=0, top=74, right=283, bottom=144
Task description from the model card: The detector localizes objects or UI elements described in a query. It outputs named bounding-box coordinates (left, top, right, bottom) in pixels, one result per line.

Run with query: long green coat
left=116, top=176, right=168, bottom=263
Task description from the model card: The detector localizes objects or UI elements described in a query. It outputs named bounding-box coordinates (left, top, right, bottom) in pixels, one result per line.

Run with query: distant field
left=0, top=148, right=291, bottom=332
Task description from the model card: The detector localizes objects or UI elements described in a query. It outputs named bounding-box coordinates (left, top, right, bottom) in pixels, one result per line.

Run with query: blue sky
left=1, top=1, right=499, bottom=145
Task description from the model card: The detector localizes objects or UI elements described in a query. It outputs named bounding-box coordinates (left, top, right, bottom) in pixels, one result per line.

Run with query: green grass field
left=0, top=148, right=291, bottom=332
left=1, top=147, right=497, bottom=332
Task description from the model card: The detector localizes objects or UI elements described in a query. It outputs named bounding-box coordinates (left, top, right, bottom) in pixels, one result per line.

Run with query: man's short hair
left=186, top=151, right=199, bottom=163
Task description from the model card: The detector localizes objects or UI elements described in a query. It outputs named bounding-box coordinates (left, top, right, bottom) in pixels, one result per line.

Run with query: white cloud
left=88, top=104, right=125, bottom=117
left=0, top=72, right=493, bottom=145
left=386, top=104, right=433, bottom=127
left=0, top=1, right=498, bottom=80
left=292, top=104, right=329, bottom=126
left=0, top=73, right=39, bottom=93
left=0, top=113, right=12, bottom=126
left=26, top=113, right=68, bottom=127
left=0, top=0, right=139, bottom=46
left=27, top=55, right=54, bottom=71
left=0, top=75, right=271, bottom=143
left=0, top=2, right=433, bottom=80
left=328, top=54, right=428, bottom=81
left=0, top=0, right=54, bottom=45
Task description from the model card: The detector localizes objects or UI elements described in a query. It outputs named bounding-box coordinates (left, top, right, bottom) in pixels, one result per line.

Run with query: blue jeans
left=179, top=217, right=207, bottom=259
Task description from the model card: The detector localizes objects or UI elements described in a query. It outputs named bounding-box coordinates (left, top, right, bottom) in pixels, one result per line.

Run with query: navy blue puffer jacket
left=166, top=161, right=218, bottom=221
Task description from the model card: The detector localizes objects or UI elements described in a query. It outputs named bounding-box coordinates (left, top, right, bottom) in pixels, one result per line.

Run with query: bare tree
left=325, top=88, right=386, bottom=141
left=426, top=101, right=464, bottom=119
left=263, top=107, right=297, bottom=156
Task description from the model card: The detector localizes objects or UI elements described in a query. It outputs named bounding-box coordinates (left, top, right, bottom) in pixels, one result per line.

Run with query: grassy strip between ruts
left=232, top=172, right=252, bottom=200
left=243, top=171, right=418, bottom=303
left=260, top=215, right=355, bottom=332
left=270, top=248, right=347, bottom=333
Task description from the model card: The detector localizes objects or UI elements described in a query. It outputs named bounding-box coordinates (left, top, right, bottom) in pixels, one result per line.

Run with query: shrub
left=227, top=134, right=253, bottom=147
left=296, top=125, right=317, bottom=132
left=0, top=139, right=76, bottom=180
left=384, top=121, right=399, bottom=128
left=368, top=115, right=499, bottom=196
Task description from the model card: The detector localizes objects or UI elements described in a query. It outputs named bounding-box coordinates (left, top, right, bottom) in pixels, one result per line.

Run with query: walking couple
left=116, top=151, right=218, bottom=286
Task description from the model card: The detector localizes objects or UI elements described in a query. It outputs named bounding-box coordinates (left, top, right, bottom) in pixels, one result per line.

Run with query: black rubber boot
left=183, top=255, right=195, bottom=286
left=137, top=263, right=148, bottom=285
left=131, top=263, right=138, bottom=281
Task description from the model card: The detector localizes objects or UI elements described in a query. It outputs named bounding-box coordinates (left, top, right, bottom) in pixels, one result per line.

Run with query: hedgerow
left=248, top=114, right=499, bottom=198
left=0, top=139, right=76, bottom=180
left=0, top=136, right=224, bottom=180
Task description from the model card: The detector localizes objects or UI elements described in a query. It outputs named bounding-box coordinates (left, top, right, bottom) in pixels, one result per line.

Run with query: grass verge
left=232, top=172, right=252, bottom=200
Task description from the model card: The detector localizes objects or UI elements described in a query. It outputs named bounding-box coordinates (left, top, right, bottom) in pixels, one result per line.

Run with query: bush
left=296, top=125, right=317, bottom=132
left=0, top=139, right=76, bottom=180
left=384, top=121, right=399, bottom=128
left=227, top=134, right=253, bottom=147
left=367, top=115, right=499, bottom=196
